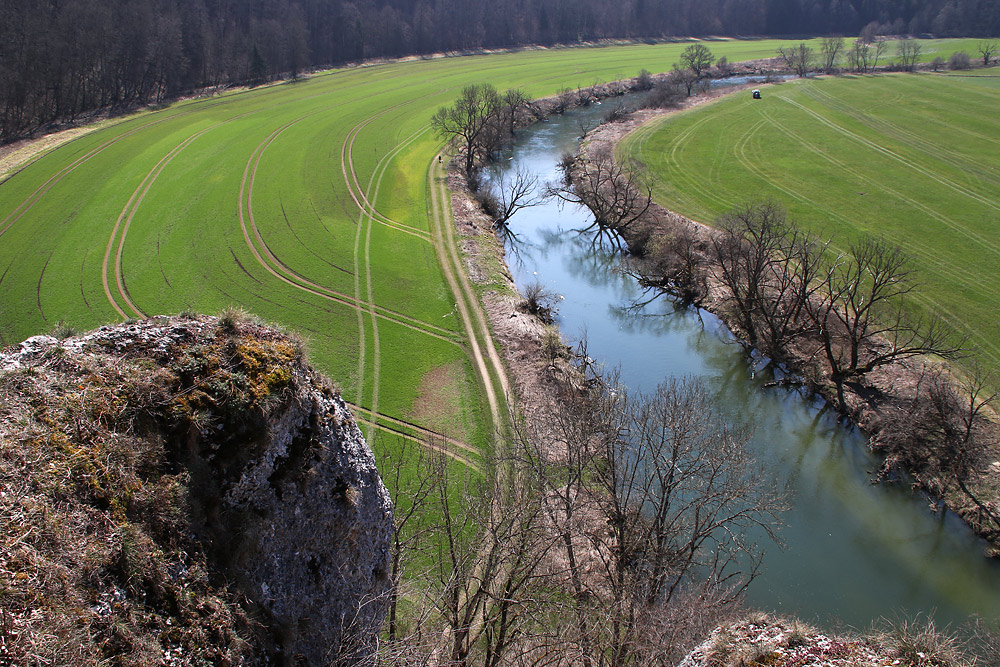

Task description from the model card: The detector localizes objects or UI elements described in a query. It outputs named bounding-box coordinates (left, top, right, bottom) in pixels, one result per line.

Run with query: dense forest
left=1, top=0, right=998, bottom=143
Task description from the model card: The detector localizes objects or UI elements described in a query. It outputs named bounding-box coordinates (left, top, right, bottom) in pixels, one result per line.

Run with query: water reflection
left=485, top=98, right=1000, bottom=628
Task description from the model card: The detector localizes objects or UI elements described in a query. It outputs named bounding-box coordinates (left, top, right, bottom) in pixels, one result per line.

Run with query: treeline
left=2, top=0, right=999, bottom=143
left=604, top=192, right=1000, bottom=543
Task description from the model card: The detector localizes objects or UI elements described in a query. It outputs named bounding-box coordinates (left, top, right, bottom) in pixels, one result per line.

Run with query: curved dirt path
left=340, top=112, right=432, bottom=241
left=237, top=118, right=461, bottom=345
left=344, top=115, right=427, bottom=440
left=103, top=127, right=215, bottom=319
left=347, top=402, right=479, bottom=457
left=0, top=115, right=190, bottom=239
left=427, top=156, right=512, bottom=432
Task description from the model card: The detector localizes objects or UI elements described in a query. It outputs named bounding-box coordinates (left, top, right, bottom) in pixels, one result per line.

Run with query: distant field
left=619, top=69, right=1000, bottom=375
left=0, top=39, right=989, bottom=465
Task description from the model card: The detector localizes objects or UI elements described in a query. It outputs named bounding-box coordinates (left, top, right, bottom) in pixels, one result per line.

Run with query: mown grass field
left=620, top=67, right=1000, bottom=376
left=0, top=39, right=988, bottom=465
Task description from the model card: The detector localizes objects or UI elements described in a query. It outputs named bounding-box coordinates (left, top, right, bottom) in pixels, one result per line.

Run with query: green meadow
left=0, top=39, right=991, bottom=464
left=620, top=68, right=1000, bottom=376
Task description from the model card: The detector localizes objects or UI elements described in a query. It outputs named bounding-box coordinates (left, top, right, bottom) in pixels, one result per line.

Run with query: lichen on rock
left=0, top=314, right=392, bottom=665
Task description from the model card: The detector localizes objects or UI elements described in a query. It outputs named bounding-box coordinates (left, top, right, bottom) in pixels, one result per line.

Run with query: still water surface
left=489, top=98, right=1000, bottom=628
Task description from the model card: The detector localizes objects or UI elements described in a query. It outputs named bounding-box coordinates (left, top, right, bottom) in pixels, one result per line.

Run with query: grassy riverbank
left=619, top=69, right=1000, bottom=377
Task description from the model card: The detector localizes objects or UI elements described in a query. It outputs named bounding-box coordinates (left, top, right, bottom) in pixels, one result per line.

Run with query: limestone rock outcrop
left=0, top=315, right=392, bottom=665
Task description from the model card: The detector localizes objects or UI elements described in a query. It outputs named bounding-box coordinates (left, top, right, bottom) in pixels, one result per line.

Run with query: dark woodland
left=1, top=0, right=998, bottom=143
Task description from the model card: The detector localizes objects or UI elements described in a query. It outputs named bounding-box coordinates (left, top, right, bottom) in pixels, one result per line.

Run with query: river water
left=488, top=98, right=1000, bottom=628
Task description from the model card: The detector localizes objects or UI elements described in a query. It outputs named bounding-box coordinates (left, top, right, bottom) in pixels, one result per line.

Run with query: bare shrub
left=601, top=102, right=631, bottom=124
left=642, top=80, right=686, bottom=109
left=541, top=325, right=565, bottom=364
left=949, top=51, right=972, bottom=70
left=50, top=320, right=77, bottom=339
left=635, top=68, right=654, bottom=91
left=520, top=281, right=558, bottom=323
left=218, top=305, right=250, bottom=332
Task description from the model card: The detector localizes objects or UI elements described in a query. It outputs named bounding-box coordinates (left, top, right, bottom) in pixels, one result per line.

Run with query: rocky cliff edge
left=0, top=314, right=392, bottom=665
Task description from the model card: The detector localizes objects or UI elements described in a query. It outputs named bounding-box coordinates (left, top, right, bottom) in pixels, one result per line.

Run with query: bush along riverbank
left=569, top=99, right=1000, bottom=556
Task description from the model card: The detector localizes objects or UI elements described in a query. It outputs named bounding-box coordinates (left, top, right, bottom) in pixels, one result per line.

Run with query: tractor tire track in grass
left=756, top=103, right=996, bottom=285
left=737, top=109, right=982, bottom=302
left=779, top=96, right=1000, bottom=214
left=343, top=109, right=426, bottom=439
left=354, top=123, right=433, bottom=441
left=36, top=250, right=53, bottom=323
left=348, top=402, right=479, bottom=458
left=0, top=121, right=173, bottom=239
left=353, top=414, right=483, bottom=473
left=79, top=249, right=92, bottom=311
left=238, top=118, right=461, bottom=345
left=803, top=83, right=1000, bottom=186
left=341, top=109, right=432, bottom=241
left=428, top=155, right=512, bottom=432
left=664, top=109, right=742, bottom=216
left=103, top=127, right=215, bottom=319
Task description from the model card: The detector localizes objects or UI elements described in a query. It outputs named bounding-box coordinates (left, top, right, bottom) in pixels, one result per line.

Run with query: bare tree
left=978, top=39, right=998, bottom=66
left=514, top=369, right=615, bottom=667
left=432, top=83, right=503, bottom=176
left=589, top=376, right=785, bottom=665
left=896, top=39, right=922, bottom=71
left=426, top=450, right=556, bottom=667
left=515, top=361, right=784, bottom=667
left=777, top=43, right=814, bottom=77
left=820, top=36, right=844, bottom=73
left=871, top=37, right=888, bottom=70
left=679, top=43, right=714, bottom=79
left=859, top=20, right=879, bottom=44
left=501, top=88, right=530, bottom=137
left=670, top=63, right=700, bottom=97
left=488, top=166, right=543, bottom=230
left=373, top=435, right=438, bottom=643
left=849, top=37, right=885, bottom=73
left=553, top=87, right=575, bottom=114
left=711, top=202, right=826, bottom=360
left=806, top=238, right=958, bottom=407
left=930, top=372, right=1000, bottom=530
left=639, top=221, right=709, bottom=306
left=879, top=366, right=1000, bottom=536
left=548, top=149, right=652, bottom=251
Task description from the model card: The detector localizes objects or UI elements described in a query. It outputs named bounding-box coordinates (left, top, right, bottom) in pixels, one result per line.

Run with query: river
left=487, top=97, right=1000, bottom=628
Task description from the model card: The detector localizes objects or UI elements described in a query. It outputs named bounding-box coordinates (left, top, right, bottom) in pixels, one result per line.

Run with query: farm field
left=619, top=70, right=1000, bottom=377
left=0, top=39, right=989, bottom=465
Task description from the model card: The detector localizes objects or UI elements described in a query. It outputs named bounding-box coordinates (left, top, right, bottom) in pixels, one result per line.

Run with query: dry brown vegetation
left=0, top=313, right=316, bottom=664
left=578, top=112, right=1000, bottom=555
